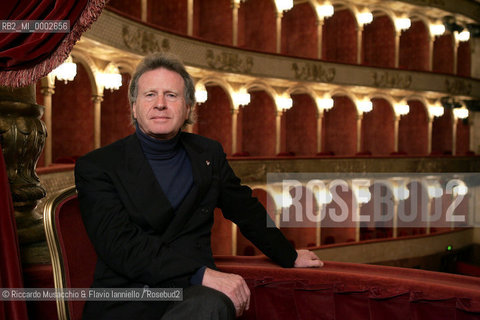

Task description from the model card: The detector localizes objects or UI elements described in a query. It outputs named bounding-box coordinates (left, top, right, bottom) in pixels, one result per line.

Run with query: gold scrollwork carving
left=122, top=25, right=170, bottom=54
left=372, top=71, right=412, bottom=89
left=0, top=101, right=46, bottom=202
left=292, top=63, right=336, bottom=82
left=445, top=79, right=472, bottom=95
left=206, top=49, right=253, bottom=73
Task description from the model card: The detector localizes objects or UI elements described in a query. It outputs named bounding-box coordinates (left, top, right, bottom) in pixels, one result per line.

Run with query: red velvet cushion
left=55, top=196, right=97, bottom=320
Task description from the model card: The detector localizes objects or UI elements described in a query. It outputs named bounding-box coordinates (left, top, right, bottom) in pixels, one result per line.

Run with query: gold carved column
left=231, top=0, right=241, bottom=46
left=316, top=110, right=324, bottom=153
left=93, top=95, right=103, bottom=150
left=275, top=110, right=283, bottom=154
left=40, top=75, right=55, bottom=166
left=356, top=113, right=363, bottom=153
left=231, top=107, right=239, bottom=154
left=0, top=85, right=47, bottom=264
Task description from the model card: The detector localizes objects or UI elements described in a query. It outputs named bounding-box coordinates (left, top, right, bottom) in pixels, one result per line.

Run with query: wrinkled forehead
left=137, top=68, right=185, bottom=92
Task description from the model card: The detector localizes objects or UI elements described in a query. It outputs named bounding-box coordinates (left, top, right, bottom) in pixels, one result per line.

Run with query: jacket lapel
left=160, top=133, right=213, bottom=242
left=123, top=135, right=175, bottom=233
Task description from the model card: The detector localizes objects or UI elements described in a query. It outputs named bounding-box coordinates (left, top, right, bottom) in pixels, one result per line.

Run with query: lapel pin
left=206, top=160, right=211, bottom=166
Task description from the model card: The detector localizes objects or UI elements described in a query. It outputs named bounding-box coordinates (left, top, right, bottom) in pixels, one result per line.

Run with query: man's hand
left=202, top=267, right=250, bottom=317
left=294, top=249, right=324, bottom=268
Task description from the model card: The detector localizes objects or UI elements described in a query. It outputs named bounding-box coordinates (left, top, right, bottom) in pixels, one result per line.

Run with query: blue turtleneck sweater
left=136, top=128, right=193, bottom=210
left=135, top=127, right=205, bottom=284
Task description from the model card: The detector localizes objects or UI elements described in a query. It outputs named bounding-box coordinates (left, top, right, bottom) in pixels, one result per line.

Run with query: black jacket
left=74, top=132, right=297, bottom=319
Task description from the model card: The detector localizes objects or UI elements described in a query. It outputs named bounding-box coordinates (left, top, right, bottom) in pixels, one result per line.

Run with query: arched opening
left=323, top=9, right=357, bottom=64
left=240, top=0, right=277, bottom=53
left=399, top=19, right=430, bottom=71
left=240, top=91, right=276, bottom=156
left=148, top=0, right=188, bottom=33
left=285, top=94, right=317, bottom=156
left=362, top=98, right=395, bottom=155
left=52, top=63, right=94, bottom=163
left=281, top=2, right=317, bottom=59
left=194, top=85, right=233, bottom=155
left=398, top=100, right=429, bottom=155
left=324, top=96, right=357, bottom=156
left=101, top=73, right=134, bottom=146
left=363, top=14, right=395, bottom=67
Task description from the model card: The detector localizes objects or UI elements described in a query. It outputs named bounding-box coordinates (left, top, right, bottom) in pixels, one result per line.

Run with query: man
left=75, top=53, right=322, bottom=320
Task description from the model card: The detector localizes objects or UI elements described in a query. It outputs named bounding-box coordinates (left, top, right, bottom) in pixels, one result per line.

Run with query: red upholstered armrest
left=215, top=256, right=480, bottom=320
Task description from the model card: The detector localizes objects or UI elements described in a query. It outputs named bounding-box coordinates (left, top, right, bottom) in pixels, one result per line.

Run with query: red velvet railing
left=216, top=256, right=480, bottom=320
left=26, top=185, right=480, bottom=320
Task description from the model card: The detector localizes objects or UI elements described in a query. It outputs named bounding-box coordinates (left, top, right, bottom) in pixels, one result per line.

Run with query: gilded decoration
left=372, top=71, right=412, bottom=89
left=0, top=93, right=48, bottom=263
left=292, top=63, right=336, bottom=82
left=122, top=25, right=170, bottom=54
left=0, top=101, right=46, bottom=203
left=205, top=49, right=253, bottom=73
left=445, top=78, right=472, bottom=95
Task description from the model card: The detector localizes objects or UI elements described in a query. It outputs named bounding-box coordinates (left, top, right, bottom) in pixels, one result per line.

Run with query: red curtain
left=0, top=148, right=28, bottom=320
left=0, top=0, right=106, bottom=87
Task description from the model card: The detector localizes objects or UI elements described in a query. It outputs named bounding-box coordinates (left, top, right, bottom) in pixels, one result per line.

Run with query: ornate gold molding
left=372, top=71, right=412, bottom=89
left=0, top=85, right=48, bottom=264
left=122, top=25, right=170, bottom=54
left=206, top=49, right=253, bottom=73
left=445, top=78, right=472, bottom=95
left=0, top=101, right=46, bottom=203
left=292, top=62, right=336, bottom=82
left=82, top=10, right=480, bottom=99
left=398, top=0, right=480, bottom=22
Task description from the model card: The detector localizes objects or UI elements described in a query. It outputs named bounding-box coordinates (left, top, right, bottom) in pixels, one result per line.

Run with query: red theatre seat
left=43, top=187, right=96, bottom=320
left=44, top=187, right=480, bottom=320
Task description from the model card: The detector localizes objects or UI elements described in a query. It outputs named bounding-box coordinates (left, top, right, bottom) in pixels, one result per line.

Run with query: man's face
left=133, top=68, right=190, bottom=140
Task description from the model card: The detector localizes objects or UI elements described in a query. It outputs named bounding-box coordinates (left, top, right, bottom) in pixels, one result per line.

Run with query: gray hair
left=128, top=52, right=196, bottom=126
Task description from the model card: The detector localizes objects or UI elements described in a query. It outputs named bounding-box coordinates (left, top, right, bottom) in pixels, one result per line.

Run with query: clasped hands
left=202, top=249, right=323, bottom=317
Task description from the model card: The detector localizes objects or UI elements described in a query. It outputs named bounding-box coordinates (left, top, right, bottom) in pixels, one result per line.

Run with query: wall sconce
left=352, top=179, right=371, bottom=204
left=455, top=30, right=470, bottom=42
left=453, top=107, right=469, bottom=119
left=428, top=104, right=444, bottom=118
left=272, top=188, right=293, bottom=209
left=391, top=178, right=410, bottom=201
left=97, top=63, right=122, bottom=91
left=316, top=3, right=334, bottom=18
left=394, top=103, right=410, bottom=116
left=276, top=95, right=293, bottom=111
left=449, top=179, right=468, bottom=197
left=274, top=0, right=293, bottom=12
left=316, top=97, right=334, bottom=110
left=195, top=83, right=208, bottom=104
left=430, top=23, right=446, bottom=36
left=395, top=17, right=411, bottom=31
left=425, top=179, right=443, bottom=199
left=357, top=11, right=373, bottom=26
left=50, top=55, right=77, bottom=84
left=233, top=89, right=251, bottom=107
left=306, top=180, right=333, bottom=205
left=357, top=99, right=372, bottom=113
